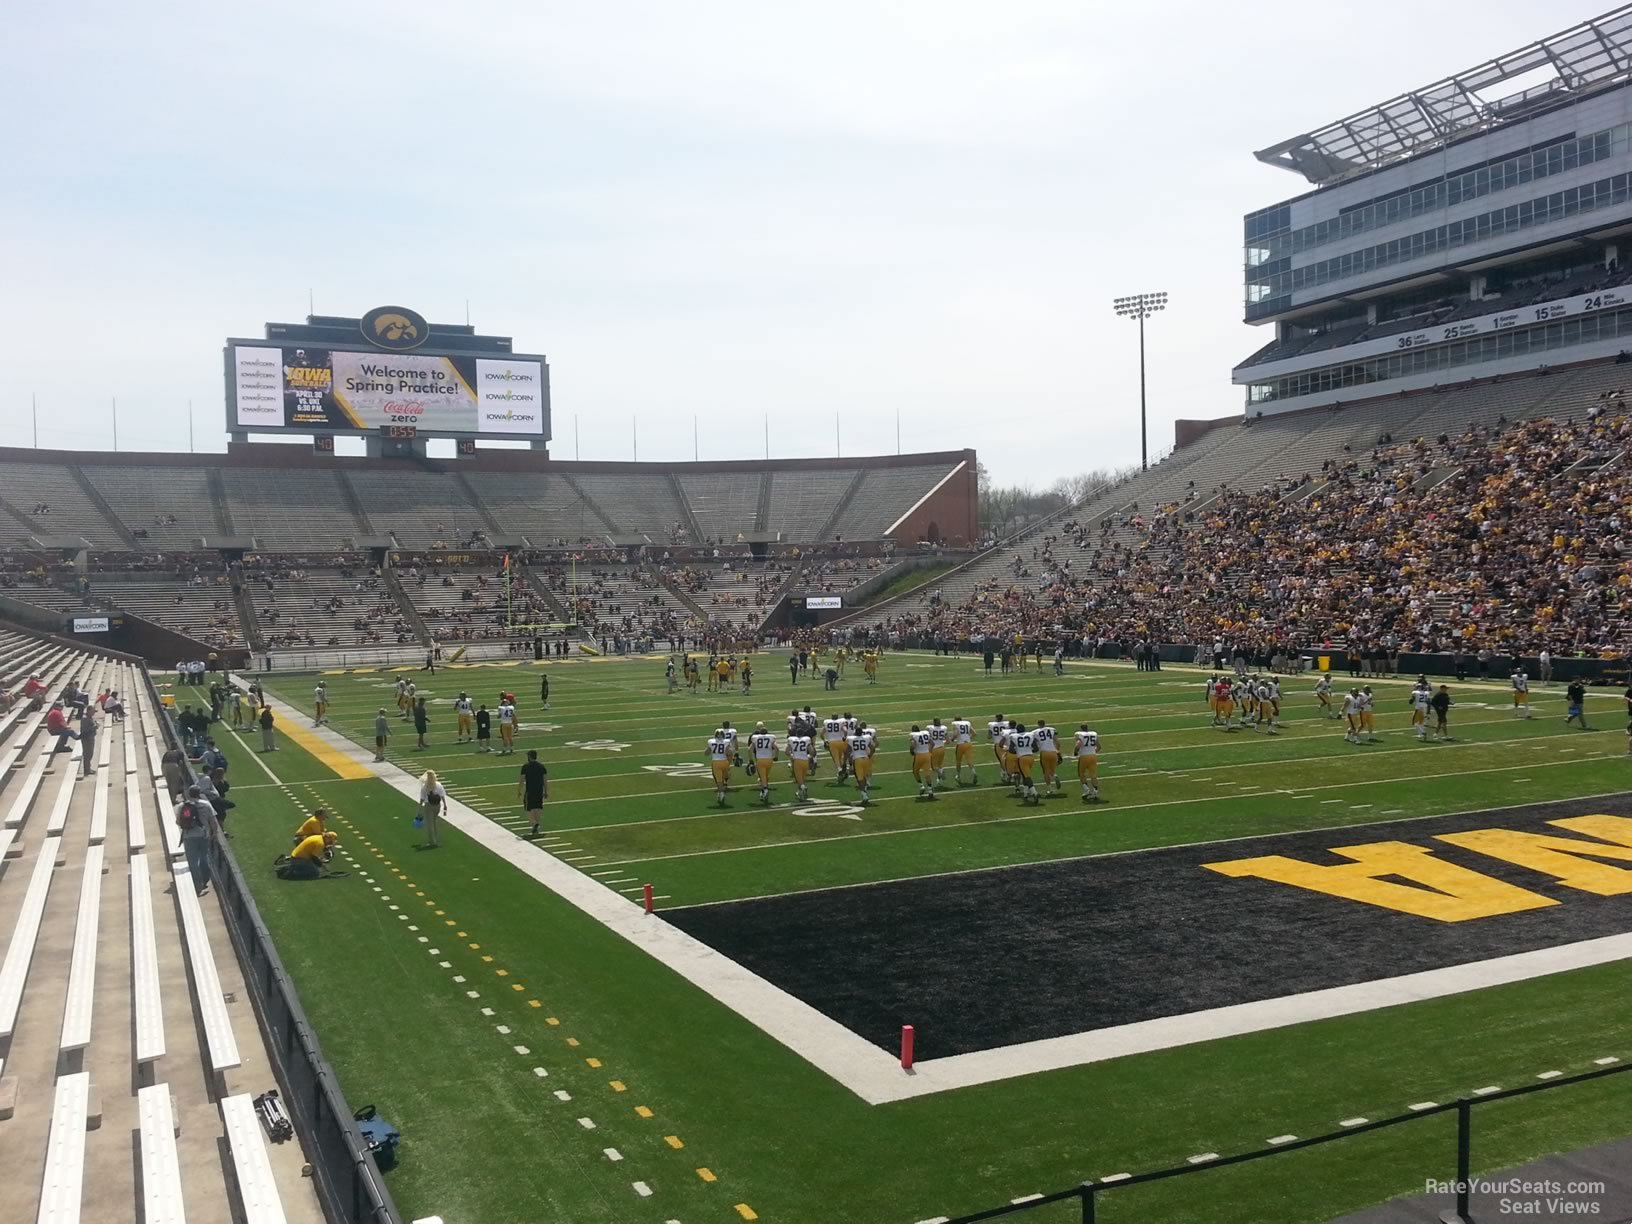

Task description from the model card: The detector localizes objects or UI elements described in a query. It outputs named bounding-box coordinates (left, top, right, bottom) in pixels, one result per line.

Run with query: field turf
left=206, top=652, right=1632, bottom=1223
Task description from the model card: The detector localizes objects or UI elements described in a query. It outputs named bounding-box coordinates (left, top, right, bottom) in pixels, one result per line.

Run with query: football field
left=210, top=652, right=1632, bottom=1223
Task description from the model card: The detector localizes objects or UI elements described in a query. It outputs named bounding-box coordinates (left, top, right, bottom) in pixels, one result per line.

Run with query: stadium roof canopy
left=1255, top=4, right=1632, bottom=187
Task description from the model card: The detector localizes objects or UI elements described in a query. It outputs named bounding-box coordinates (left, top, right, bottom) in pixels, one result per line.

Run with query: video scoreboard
left=226, top=305, right=550, bottom=442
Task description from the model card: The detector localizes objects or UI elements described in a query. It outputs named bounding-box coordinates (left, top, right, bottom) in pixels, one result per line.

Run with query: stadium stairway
left=453, top=471, right=506, bottom=539
left=65, top=466, right=140, bottom=551
left=382, top=568, right=434, bottom=646
left=816, top=471, right=868, bottom=543
left=668, top=473, right=705, bottom=545
left=753, top=471, right=773, bottom=532
left=0, top=632, right=324, bottom=1223
left=204, top=468, right=238, bottom=535
left=557, top=473, right=623, bottom=536
left=658, top=575, right=710, bottom=622
left=512, top=560, right=573, bottom=624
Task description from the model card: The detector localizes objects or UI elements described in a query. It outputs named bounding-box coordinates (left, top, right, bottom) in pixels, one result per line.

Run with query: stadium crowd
left=867, top=410, right=1632, bottom=661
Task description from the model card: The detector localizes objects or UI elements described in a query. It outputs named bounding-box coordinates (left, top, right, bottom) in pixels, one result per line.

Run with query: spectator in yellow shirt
left=282, top=830, right=338, bottom=880
left=292, top=807, right=328, bottom=847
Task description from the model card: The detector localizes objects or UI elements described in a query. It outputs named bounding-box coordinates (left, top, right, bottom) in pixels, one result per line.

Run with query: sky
left=0, top=0, right=1580, bottom=487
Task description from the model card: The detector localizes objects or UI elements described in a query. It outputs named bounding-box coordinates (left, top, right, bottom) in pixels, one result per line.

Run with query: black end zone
left=667, top=795, right=1632, bottom=1061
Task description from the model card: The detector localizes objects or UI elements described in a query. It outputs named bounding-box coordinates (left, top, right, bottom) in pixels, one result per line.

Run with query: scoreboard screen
left=227, top=343, right=548, bottom=439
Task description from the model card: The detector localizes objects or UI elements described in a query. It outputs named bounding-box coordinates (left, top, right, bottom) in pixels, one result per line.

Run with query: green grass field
left=207, top=652, right=1632, bottom=1224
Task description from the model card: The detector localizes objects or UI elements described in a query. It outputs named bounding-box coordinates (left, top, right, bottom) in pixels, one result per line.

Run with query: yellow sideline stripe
left=275, top=718, right=374, bottom=780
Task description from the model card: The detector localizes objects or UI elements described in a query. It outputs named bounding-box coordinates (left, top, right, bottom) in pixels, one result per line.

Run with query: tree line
left=977, top=463, right=1141, bottom=539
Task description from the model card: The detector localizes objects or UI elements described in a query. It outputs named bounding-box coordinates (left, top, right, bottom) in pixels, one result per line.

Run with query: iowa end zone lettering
left=666, top=795, right=1632, bottom=1057
left=1206, top=814, right=1632, bottom=921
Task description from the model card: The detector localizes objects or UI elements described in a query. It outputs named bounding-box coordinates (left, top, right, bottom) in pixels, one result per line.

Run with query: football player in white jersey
left=1408, top=677, right=1432, bottom=741
left=1009, top=723, right=1039, bottom=803
left=822, top=713, right=848, bottom=778
left=1342, top=688, right=1362, bottom=744
left=1261, top=677, right=1282, bottom=735
left=1033, top=718, right=1061, bottom=794
left=1359, top=685, right=1379, bottom=741
left=988, top=713, right=1010, bottom=784
left=796, top=706, right=820, bottom=776
left=1314, top=673, right=1336, bottom=718
left=845, top=721, right=875, bottom=805
left=497, top=698, right=516, bottom=754
left=908, top=725, right=935, bottom=799
left=786, top=729, right=813, bottom=802
left=313, top=681, right=328, bottom=726
left=454, top=692, right=474, bottom=743
left=749, top=723, right=779, bottom=805
left=402, top=680, right=417, bottom=720
left=1510, top=668, right=1532, bottom=719
left=927, top=717, right=949, bottom=786
left=713, top=718, right=738, bottom=754
left=1074, top=724, right=1101, bottom=802
left=706, top=730, right=734, bottom=806
left=952, top=716, right=977, bottom=785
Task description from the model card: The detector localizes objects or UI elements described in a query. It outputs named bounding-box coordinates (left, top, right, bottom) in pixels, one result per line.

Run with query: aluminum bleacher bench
left=59, top=844, right=103, bottom=1053
left=0, top=827, right=15, bottom=862
left=87, top=769, right=107, bottom=847
left=125, top=782, right=147, bottom=853
left=138, top=1083, right=185, bottom=1224
left=173, top=862, right=241, bottom=1074
left=130, top=853, right=166, bottom=1065
left=3, top=748, right=51, bottom=830
left=155, top=787, right=182, bottom=862
left=221, top=1093, right=288, bottom=1224
left=44, top=766, right=77, bottom=837
left=0, top=844, right=60, bottom=1040
left=36, top=1071, right=91, bottom=1224
left=0, top=701, right=52, bottom=761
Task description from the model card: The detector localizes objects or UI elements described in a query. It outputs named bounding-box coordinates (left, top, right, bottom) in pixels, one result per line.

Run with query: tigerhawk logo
left=360, top=306, right=429, bottom=351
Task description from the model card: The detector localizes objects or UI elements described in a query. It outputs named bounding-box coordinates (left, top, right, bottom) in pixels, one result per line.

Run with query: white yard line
left=588, top=757, right=1631, bottom=872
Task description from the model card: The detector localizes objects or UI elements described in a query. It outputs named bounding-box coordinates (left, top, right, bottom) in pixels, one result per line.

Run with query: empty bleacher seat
left=137, top=1083, right=185, bottom=1224
left=35, top=1071, right=91, bottom=1224
left=0, top=845, right=62, bottom=1040
left=58, top=845, right=103, bottom=1053
left=220, top=1094, right=289, bottom=1224
left=172, top=863, right=241, bottom=1075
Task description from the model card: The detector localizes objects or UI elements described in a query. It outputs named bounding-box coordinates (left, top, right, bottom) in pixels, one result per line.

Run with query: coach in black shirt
left=518, top=750, right=549, bottom=837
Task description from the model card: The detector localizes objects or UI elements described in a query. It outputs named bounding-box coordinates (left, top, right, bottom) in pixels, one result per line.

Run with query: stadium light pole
left=1112, top=291, right=1167, bottom=471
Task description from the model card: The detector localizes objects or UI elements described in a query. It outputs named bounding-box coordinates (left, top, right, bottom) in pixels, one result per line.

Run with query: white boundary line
left=246, top=684, right=1632, bottom=1105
